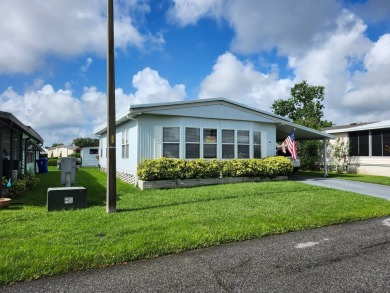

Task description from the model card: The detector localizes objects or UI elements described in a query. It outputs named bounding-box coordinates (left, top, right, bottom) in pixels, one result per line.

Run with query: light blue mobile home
left=93, top=98, right=332, bottom=184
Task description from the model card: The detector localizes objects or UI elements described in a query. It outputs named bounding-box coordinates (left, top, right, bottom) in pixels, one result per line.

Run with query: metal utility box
left=47, top=187, right=87, bottom=211
left=59, top=157, right=77, bottom=186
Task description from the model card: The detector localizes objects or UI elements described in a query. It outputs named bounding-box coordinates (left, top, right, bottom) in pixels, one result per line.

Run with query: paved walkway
left=291, top=175, right=390, bottom=200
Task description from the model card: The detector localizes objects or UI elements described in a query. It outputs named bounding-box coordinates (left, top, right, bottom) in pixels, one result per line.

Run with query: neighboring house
left=93, top=98, right=334, bottom=185
left=1, top=111, right=44, bottom=196
left=323, top=120, right=390, bottom=176
left=47, top=145, right=77, bottom=158
left=80, top=145, right=99, bottom=167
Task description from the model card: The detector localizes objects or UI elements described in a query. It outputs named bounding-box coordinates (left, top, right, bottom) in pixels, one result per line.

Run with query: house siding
left=80, top=146, right=99, bottom=167
left=116, top=120, right=138, bottom=176
left=326, top=131, right=390, bottom=176
left=137, top=114, right=276, bottom=162
left=94, top=99, right=331, bottom=185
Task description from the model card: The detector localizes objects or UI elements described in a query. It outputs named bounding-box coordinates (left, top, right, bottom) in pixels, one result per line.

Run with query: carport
left=276, top=121, right=336, bottom=177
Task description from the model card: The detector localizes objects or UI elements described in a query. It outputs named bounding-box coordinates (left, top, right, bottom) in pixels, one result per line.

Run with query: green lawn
left=1, top=168, right=390, bottom=284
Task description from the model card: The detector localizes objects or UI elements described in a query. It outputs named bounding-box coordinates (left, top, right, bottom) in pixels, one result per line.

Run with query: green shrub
left=262, top=156, right=294, bottom=177
left=137, top=156, right=293, bottom=181
left=48, top=159, right=58, bottom=166
left=185, top=159, right=220, bottom=179
left=137, top=158, right=187, bottom=181
left=2, top=174, right=40, bottom=198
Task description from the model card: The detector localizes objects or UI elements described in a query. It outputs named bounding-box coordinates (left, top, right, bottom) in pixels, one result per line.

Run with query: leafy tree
left=271, top=81, right=332, bottom=170
left=72, top=137, right=99, bottom=148
left=271, top=80, right=331, bottom=129
left=51, top=143, right=64, bottom=147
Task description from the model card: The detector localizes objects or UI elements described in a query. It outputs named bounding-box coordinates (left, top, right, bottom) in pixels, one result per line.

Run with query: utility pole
left=106, top=0, right=116, bottom=213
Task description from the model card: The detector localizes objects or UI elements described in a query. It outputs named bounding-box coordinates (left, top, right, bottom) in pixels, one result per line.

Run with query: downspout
left=323, top=138, right=328, bottom=177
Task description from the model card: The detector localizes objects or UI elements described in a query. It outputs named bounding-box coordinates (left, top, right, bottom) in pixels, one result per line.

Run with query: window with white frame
left=222, top=129, right=235, bottom=159
left=203, top=128, right=217, bottom=158
left=89, top=148, right=98, bottom=155
left=253, top=131, right=261, bottom=158
left=163, top=127, right=180, bottom=158
left=237, top=130, right=249, bottom=158
left=185, top=127, right=200, bottom=159
left=121, top=130, right=129, bottom=158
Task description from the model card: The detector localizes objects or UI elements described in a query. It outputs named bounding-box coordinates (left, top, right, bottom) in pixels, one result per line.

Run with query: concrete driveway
left=291, top=175, right=390, bottom=200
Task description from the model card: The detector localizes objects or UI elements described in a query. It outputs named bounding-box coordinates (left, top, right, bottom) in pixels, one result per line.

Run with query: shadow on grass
left=117, top=194, right=245, bottom=213
left=15, top=168, right=110, bottom=208
left=117, top=184, right=321, bottom=213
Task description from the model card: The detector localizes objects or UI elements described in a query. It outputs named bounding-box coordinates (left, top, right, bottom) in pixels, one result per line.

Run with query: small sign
left=64, top=197, right=74, bottom=204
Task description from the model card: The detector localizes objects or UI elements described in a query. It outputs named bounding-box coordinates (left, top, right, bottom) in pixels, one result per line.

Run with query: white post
left=323, top=139, right=328, bottom=177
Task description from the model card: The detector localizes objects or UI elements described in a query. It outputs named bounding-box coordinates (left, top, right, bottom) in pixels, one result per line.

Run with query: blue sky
left=1, top=0, right=390, bottom=147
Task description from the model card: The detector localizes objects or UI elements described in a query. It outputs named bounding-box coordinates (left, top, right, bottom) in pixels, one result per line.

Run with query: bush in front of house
left=136, top=157, right=187, bottom=181
left=185, top=159, right=220, bottom=179
left=2, top=174, right=40, bottom=198
left=48, top=158, right=58, bottom=166
left=137, top=156, right=293, bottom=181
left=262, top=156, right=295, bottom=177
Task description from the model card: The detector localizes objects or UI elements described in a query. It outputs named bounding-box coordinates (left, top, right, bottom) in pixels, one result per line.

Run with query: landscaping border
left=138, top=176, right=288, bottom=190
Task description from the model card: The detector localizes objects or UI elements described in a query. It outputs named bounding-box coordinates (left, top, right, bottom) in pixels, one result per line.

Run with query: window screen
left=372, top=130, right=382, bottom=156
left=237, top=130, right=249, bottom=158
left=185, top=128, right=200, bottom=159
left=253, top=131, right=261, bottom=158
left=222, top=129, right=235, bottom=159
left=163, top=127, right=180, bottom=158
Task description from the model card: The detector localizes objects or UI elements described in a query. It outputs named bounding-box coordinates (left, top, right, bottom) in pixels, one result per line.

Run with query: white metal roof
left=324, top=120, right=390, bottom=134
left=94, top=98, right=334, bottom=141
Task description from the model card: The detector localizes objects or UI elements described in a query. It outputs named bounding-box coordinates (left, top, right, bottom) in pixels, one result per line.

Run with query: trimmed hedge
left=48, top=159, right=58, bottom=166
left=137, top=157, right=293, bottom=181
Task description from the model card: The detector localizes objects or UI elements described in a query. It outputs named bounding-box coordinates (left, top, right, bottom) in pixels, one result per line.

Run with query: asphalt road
left=2, top=216, right=390, bottom=293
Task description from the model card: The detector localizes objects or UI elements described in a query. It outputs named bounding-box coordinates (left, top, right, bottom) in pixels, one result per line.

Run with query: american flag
left=282, top=131, right=298, bottom=160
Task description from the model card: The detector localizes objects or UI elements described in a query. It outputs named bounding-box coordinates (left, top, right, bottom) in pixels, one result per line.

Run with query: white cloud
left=170, top=1, right=390, bottom=125
left=0, top=85, right=86, bottom=145
left=0, top=67, right=186, bottom=146
left=167, top=0, right=224, bottom=26
left=288, top=11, right=373, bottom=123
left=80, top=57, right=93, bottom=73
left=347, top=0, right=390, bottom=24
left=0, top=0, right=163, bottom=74
left=129, top=67, right=186, bottom=104
left=168, top=0, right=340, bottom=56
left=225, top=0, right=340, bottom=56
left=363, top=33, right=390, bottom=76
left=199, top=52, right=292, bottom=110
left=340, top=33, right=390, bottom=121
